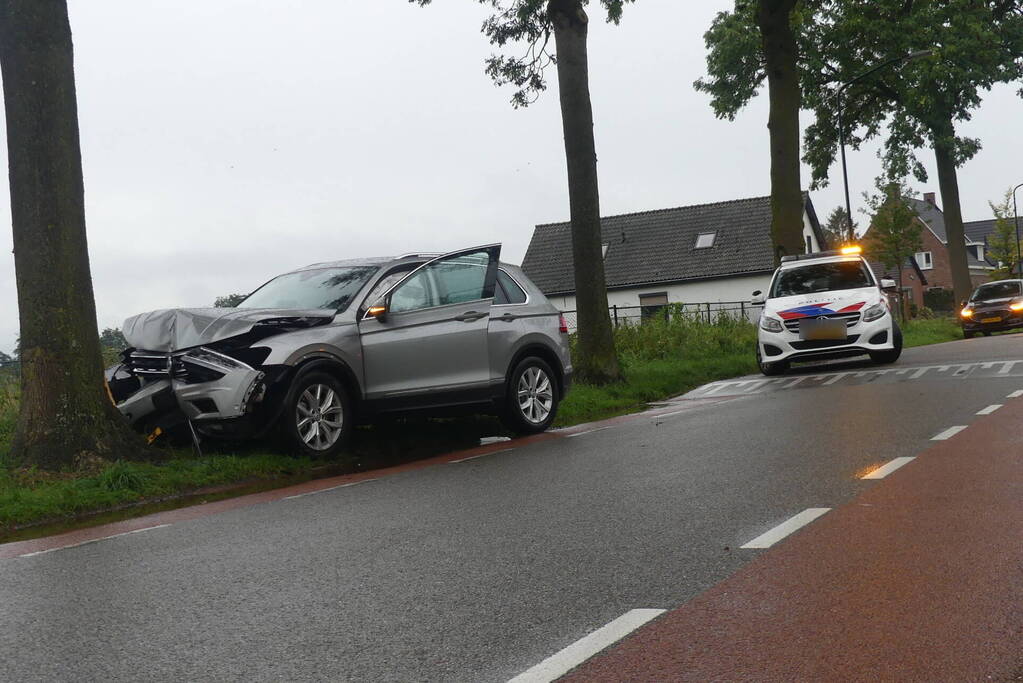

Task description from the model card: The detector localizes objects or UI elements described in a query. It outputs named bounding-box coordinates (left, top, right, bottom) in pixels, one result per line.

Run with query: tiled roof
left=521, top=194, right=820, bottom=296
left=903, top=197, right=989, bottom=269
left=963, top=218, right=998, bottom=243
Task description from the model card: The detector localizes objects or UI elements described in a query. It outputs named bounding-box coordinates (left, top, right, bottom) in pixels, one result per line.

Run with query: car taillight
left=558, top=314, right=569, bottom=334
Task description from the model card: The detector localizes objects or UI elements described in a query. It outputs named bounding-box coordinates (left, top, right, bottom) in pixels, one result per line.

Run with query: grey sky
left=1, top=0, right=1020, bottom=355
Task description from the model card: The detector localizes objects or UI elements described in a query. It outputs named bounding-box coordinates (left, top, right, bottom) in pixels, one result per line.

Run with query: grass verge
left=0, top=314, right=968, bottom=536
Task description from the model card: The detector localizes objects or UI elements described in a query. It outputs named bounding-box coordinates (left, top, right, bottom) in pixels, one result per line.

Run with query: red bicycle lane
left=563, top=399, right=1023, bottom=682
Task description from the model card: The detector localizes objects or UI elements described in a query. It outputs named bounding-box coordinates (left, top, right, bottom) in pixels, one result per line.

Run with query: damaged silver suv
left=106, top=245, right=573, bottom=457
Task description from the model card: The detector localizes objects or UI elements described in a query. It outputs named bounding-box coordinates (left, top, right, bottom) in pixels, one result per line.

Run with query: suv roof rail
left=780, top=249, right=856, bottom=263
left=396, top=252, right=442, bottom=260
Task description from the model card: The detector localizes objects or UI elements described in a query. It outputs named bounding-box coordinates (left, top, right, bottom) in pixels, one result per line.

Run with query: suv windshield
left=971, top=281, right=1021, bottom=302
left=771, top=261, right=874, bottom=298
left=238, top=266, right=378, bottom=311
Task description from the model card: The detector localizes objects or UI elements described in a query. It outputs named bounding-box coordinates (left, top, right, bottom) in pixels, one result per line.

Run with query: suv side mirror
left=364, top=299, right=389, bottom=323
left=751, top=290, right=765, bottom=306
left=880, top=278, right=897, bottom=292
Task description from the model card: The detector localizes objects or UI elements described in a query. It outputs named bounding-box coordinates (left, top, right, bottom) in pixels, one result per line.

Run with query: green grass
left=901, top=316, right=963, bottom=347
left=0, top=314, right=969, bottom=534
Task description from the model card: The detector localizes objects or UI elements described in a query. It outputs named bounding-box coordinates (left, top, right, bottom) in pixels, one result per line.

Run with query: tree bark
left=0, top=0, right=147, bottom=469
left=548, top=0, right=621, bottom=385
left=931, top=119, right=973, bottom=307
left=757, top=0, right=804, bottom=263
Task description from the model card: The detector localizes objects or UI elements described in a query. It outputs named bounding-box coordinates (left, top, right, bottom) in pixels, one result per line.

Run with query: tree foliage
left=214, top=293, right=247, bottom=308
left=821, top=206, right=856, bottom=247
left=986, top=189, right=1022, bottom=280
left=802, top=1, right=1023, bottom=187
left=863, top=178, right=922, bottom=319
left=410, top=0, right=634, bottom=107
left=99, top=327, right=127, bottom=350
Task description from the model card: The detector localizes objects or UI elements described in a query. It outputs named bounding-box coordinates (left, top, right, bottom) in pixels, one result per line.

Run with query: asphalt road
left=3, top=334, right=1022, bottom=682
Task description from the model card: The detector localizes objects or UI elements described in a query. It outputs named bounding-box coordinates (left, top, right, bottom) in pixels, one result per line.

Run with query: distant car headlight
left=960, top=306, right=974, bottom=318
left=760, top=315, right=784, bottom=333
left=1010, top=300, right=1023, bottom=312
left=862, top=301, right=887, bottom=323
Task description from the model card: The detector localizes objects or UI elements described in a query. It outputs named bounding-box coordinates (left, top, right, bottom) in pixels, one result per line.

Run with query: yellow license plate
left=981, top=316, right=1002, bottom=324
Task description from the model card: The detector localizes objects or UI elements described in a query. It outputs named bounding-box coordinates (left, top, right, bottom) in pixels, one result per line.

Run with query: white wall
left=548, top=273, right=772, bottom=312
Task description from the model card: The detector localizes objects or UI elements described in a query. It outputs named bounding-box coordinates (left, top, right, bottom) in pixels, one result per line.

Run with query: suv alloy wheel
left=283, top=371, right=353, bottom=458
left=502, top=357, right=559, bottom=434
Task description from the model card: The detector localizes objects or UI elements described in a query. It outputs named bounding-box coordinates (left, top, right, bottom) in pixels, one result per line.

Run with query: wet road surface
left=2, top=334, right=1022, bottom=681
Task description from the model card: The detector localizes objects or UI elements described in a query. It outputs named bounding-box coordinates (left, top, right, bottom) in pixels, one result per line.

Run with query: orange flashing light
left=839, top=245, right=862, bottom=255
left=367, top=306, right=387, bottom=318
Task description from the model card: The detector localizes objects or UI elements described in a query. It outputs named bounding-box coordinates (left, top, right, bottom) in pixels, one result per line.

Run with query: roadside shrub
left=97, top=461, right=151, bottom=492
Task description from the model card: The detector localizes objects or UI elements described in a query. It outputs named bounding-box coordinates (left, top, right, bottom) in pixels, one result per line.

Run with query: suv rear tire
left=282, top=371, right=353, bottom=458
left=501, top=357, right=559, bottom=434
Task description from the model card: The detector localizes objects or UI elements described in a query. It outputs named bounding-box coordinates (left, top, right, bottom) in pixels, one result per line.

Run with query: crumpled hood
left=764, top=287, right=881, bottom=320
left=122, top=308, right=336, bottom=352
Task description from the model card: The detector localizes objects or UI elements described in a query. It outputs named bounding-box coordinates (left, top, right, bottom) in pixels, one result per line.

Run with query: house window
left=602, top=243, right=609, bottom=259
left=639, top=292, right=669, bottom=320
left=694, top=232, right=716, bottom=249
left=805, top=235, right=813, bottom=253
left=914, top=251, right=933, bottom=270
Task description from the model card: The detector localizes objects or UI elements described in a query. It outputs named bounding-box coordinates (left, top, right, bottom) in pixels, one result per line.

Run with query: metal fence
left=560, top=301, right=757, bottom=333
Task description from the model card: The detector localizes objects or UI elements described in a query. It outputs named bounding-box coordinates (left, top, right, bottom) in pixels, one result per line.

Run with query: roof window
left=694, top=232, right=716, bottom=249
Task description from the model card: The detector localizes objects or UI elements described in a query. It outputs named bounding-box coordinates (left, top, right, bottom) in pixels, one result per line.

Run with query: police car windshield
left=771, top=261, right=874, bottom=298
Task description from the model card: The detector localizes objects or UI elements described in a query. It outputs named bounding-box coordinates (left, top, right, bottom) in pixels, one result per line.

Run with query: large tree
left=412, top=0, right=625, bottom=384
left=802, top=0, right=1023, bottom=305
left=0, top=0, right=145, bottom=469
left=695, top=0, right=813, bottom=261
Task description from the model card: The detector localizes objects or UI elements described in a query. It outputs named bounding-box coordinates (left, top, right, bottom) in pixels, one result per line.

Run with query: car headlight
left=960, top=306, right=973, bottom=318
left=760, top=315, right=784, bottom=333
left=862, top=301, right=887, bottom=323
left=1010, top=300, right=1023, bottom=312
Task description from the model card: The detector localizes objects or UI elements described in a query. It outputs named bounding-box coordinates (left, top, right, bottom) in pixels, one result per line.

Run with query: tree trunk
left=757, top=0, right=804, bottom=263
left=548, top=0, right=621, bottom=385
left=931, top=119, right=973, bottom=307
left=0, top=0, right=147, bottom=469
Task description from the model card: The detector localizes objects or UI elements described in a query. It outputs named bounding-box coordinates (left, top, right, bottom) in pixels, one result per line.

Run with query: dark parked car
left=959, top=279, right=1023, bottom=338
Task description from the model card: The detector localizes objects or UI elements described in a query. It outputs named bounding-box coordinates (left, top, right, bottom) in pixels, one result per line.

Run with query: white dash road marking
left=507, top=609, right=666, bottom=683
left=822, top=373, right=849, bottom=386
left=651, top=410, right=688, bottom=419
left=1000, top=361, right=1018, bottom=375
left=450, top=448, right=514, bottom=464
left=1008, top=390, right=1023, bottom=399
left=740, top=508, right=831, bottom=549
left=910, top=367, right=930, bottom=379
left=17, top=524, right=171, bottom=558
left=977, top=404, right=1003, bottom=415
left=565, top=427, right=614, bottom=439
left=861, top=457, right=915, bottom=480
left=782, top=377, right=806, bottom=389
left=932, top=425, right=968, bottom=441
left=284, top=479, right=378, bottom=500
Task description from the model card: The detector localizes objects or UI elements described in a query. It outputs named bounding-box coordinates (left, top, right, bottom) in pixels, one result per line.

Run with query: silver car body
left=110, top=245, right=572, bottom=436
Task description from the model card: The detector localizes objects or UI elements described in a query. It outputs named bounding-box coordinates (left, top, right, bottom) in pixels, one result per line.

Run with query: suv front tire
left=282, top=370, right=353, bottom=458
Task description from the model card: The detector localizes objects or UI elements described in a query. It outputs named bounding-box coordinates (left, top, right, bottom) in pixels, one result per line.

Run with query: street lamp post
left=1013, top=182, right=1023, bottom=279
left=836, top=49, right=934, bottom=243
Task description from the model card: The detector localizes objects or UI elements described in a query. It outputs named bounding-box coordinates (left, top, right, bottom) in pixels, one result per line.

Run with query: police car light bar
left=780, top=246, right=862, bottom=263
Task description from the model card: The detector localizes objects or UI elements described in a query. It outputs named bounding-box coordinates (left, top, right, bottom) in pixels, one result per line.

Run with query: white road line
left=781, top=377, right=806, bottom=389
left=822, top=373, right=848, bottom=386
left=1000, top=361, right=1018, bottom=375
left=700, top=383, right=729, bottom=396
left=740, top=508, right=831, bottom=549
left=977, top=404, right=1003, bottom=415
left=17, top=524, right=170, bottom=558
left=507, top=609, right=665, bottom=683
left=450, top=448, right=514, bottom=463
left=932, top=425, right=968, bottom=441
left=652, top=410, right=687, bottom=419
left=565, top=426, right=614, bottom=439
left=910, top=367, right=930, bottom=379
left=283, top=479, right=378, bottom=500
left=1008, top=390, right=1023, bottom=399
left=861, top=457, right=915, bottom=480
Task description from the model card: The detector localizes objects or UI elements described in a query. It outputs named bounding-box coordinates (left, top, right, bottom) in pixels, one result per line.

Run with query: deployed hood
left=765, top=287, right=879, bottom=320
left=123, top=308, right=336, bottom=352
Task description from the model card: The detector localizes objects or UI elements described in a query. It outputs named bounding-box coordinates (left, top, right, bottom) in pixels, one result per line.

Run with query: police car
left=752, top=246, right=902, bottom=376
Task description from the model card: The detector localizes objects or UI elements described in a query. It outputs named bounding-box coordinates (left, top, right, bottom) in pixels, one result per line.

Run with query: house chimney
left=923, top=192, right=936, bottom=206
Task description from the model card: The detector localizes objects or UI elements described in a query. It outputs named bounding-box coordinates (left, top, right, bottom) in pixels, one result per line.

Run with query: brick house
left=861, top=192, right=993, bottom=310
